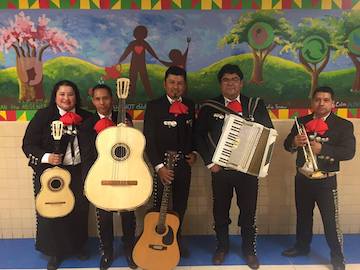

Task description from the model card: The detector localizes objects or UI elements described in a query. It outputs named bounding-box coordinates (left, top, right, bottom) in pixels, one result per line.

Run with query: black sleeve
left=22, top=110, right=49, bottom=169
left=143, top=102, right=162, bottom=167
left=194, top=106, right=214, bottom=165
left=255, top=99, right=274, bottom=129
left=320, top=120, right=356, bottom=161
left=79, top=117, right=98, bottom=177
left=283, top=122, right=298, bottom=153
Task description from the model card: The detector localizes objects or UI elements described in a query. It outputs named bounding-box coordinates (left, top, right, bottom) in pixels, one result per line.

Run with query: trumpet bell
left=298, top=162, right=327, bottom=180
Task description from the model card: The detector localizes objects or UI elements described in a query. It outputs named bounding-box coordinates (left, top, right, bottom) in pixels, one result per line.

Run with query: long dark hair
left=49, top=80, right=82, bottom=110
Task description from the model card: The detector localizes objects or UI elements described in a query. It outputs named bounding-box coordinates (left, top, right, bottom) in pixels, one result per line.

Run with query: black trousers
left=294, top=173, right=343, bottom=264
left=152, top=158, right=191, bottom=233
left=211, top=169, right=258, bottom=255
left=96, top=208, right=136, bottom=255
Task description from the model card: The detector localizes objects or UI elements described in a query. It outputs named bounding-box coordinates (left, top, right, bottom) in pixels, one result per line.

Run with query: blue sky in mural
left=0, top=10, right=352, bottom=71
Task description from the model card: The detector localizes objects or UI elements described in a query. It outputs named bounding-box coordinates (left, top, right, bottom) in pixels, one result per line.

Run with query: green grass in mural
left=0, top=54, right=359, bottom=110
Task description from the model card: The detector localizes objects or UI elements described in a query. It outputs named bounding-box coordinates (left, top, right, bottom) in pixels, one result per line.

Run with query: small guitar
left=35, top=120, right=75, bottom=218
left=84, top=78, right=152, bottom=211
left=133, top=151, right=180, bottom=270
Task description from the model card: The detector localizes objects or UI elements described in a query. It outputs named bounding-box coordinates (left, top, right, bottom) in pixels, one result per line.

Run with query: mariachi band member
left=80, top=84, right=137, bottom=270
left=22, top=80, right=92, bottom=270
left=282, top=86, right=356, bottom=270
left=143, top=66, right=196, bottom=257
left=195, top=64, right=273, bottom=269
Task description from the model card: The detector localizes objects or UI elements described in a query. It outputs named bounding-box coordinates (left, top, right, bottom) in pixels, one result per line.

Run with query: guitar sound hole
left=155, top=225, right=166, bottom=235
left=111, top=143, right=130, bottom=161
left=48, top=178, right=64, bottom=192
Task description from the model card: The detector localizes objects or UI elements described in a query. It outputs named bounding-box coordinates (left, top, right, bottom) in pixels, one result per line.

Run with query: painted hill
left=0, top=55, right=359, bottom=110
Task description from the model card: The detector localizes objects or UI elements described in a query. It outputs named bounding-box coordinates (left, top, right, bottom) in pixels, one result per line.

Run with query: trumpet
left=294, top=117, right=327, bottom=180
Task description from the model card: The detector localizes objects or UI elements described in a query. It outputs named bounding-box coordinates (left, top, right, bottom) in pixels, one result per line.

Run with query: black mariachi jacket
left=143, top=95, right=195, bottom=168
left=22, top=106, right=92, bottom=172
left=284, top=113, right=356, bottom=172
left=195, top=94, right=273, bottom=166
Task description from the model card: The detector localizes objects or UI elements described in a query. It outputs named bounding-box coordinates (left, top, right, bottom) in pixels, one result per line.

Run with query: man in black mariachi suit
left=282, top=86, right=356, bottom=270
left=195, top=64, right=273, bottom=269
left=143, top=66, right=196, bottom=257
left=80, top=84, right=137, bottom=270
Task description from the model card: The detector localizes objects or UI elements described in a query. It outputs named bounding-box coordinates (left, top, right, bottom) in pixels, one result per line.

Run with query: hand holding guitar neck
left=158, top=167, right=174, bottom=185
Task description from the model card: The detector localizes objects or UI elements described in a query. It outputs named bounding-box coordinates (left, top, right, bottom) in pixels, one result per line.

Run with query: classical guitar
left=35, top=120, right=75, bottom=218
left=84, top=78, right=152, bottom=211
left=133, top=151, right=180, bottom=270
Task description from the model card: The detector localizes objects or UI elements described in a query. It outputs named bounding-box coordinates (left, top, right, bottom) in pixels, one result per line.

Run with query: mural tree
left=220, top=11, right=293, bottom=84
left=332, top=11, right=360, bottom=92
left=288, top=17, right=332, bottom=98
left=0, top=12, right=79, bottom=102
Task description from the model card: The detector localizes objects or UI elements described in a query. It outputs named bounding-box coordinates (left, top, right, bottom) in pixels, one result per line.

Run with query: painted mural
left=1, top=9, right=360, bottom=120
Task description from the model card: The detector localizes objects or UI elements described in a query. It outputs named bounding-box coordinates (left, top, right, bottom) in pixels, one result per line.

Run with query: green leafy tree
left=220, top=11, right=293, bottom=84
left=332, top=11, right=360, bottom=92
left=287, top=17, right=333, bottom=98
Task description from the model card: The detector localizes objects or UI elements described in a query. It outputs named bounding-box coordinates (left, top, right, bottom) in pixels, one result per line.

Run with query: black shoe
left=47, top=256, right=62, bottom=270
left=124, top=245, right=137, bottom=269
left=244, top=254, right=260, bottom=269
left=332, top=262, right=345, bottom=270
left=212, top=248, right=228, bottom=265
left=281, top=247, right=309, bottom=257
left=100, top=254, right=113, bottom=270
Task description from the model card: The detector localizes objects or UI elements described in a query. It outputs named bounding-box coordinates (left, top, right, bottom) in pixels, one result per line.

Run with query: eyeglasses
left=221, top=77, right=241, bottom=83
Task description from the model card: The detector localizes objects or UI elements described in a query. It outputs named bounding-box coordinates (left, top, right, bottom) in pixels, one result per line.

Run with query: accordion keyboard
left=215, top=116, right=262, bottom=170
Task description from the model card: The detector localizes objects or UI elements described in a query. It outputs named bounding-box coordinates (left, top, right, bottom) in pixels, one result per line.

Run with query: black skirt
left=33, top=164, right=89, bottom=257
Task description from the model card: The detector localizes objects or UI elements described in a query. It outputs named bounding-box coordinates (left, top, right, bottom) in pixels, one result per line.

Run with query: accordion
left=212, top=114, right=277, bottom=178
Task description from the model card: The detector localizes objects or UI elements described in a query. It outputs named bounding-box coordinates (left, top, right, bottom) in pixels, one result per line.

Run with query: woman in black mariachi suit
left=22, top=80, right=92, bottom=270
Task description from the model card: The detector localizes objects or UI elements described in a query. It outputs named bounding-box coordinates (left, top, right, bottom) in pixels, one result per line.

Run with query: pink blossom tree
left=0, top=12, right=79, bottom=101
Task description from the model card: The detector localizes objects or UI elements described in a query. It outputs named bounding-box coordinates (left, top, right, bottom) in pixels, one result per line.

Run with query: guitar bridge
left=149, top=244, right=167, bottom=251
left=101, top=180, right=138, bottom=186
left=45, top=201, right=66, bottom=205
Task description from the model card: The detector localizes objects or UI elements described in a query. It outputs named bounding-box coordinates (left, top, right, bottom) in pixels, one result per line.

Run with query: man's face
left=164, top=74, right=186, bottom=100
left=311, top=92, right=335, bottom=118
left=220, top=73, right=243, bottom=100
left=92, top=88, right=113, bottom=116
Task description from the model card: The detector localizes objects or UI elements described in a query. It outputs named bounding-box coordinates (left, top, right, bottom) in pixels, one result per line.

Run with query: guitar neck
left=157, top=151, right=177, bottom=230
left=158, top=184, right=171, bottom=228
left=53, top=140, right=61, bottom=154
left=117, top=98, right=126, bottom=124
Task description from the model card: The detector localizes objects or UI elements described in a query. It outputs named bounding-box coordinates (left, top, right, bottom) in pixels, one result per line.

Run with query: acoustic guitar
left=35, top=120, right=75, bottom=218
left=84, top=78, right=152, bottom=211
left=133, top=151, right=180, bottom=270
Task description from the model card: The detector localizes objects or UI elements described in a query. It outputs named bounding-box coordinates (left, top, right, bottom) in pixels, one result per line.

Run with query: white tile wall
left=0, top=120, right=359, bottom=238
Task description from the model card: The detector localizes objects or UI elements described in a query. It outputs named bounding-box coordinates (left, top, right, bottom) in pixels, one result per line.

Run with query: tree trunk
left=309, top=71, right=320, bottom=99
left=250, top=52, right=264, bottom=84
left=16, top=56, right=44, bottom=101
left=348, top=52, right=360, bottom=92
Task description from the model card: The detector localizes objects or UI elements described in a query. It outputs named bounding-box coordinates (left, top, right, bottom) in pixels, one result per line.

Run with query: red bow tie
left=305, top=118, right=328, bottom=135
left=227, top=100, right=242, bottom=113
left=94, top=118, right=115, bottom=134
left=169, top=100, right=188, bottom=116
left=59, top=112, right=83, bottom=126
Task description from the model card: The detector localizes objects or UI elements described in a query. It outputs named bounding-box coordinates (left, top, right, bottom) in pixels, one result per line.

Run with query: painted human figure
left=160, top=37, right=191, bottom=70
left=117, top=25, right=160, bottom=98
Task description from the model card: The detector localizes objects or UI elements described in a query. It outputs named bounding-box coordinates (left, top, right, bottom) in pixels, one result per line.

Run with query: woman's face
left=55, top=85, right=76, bottom=112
